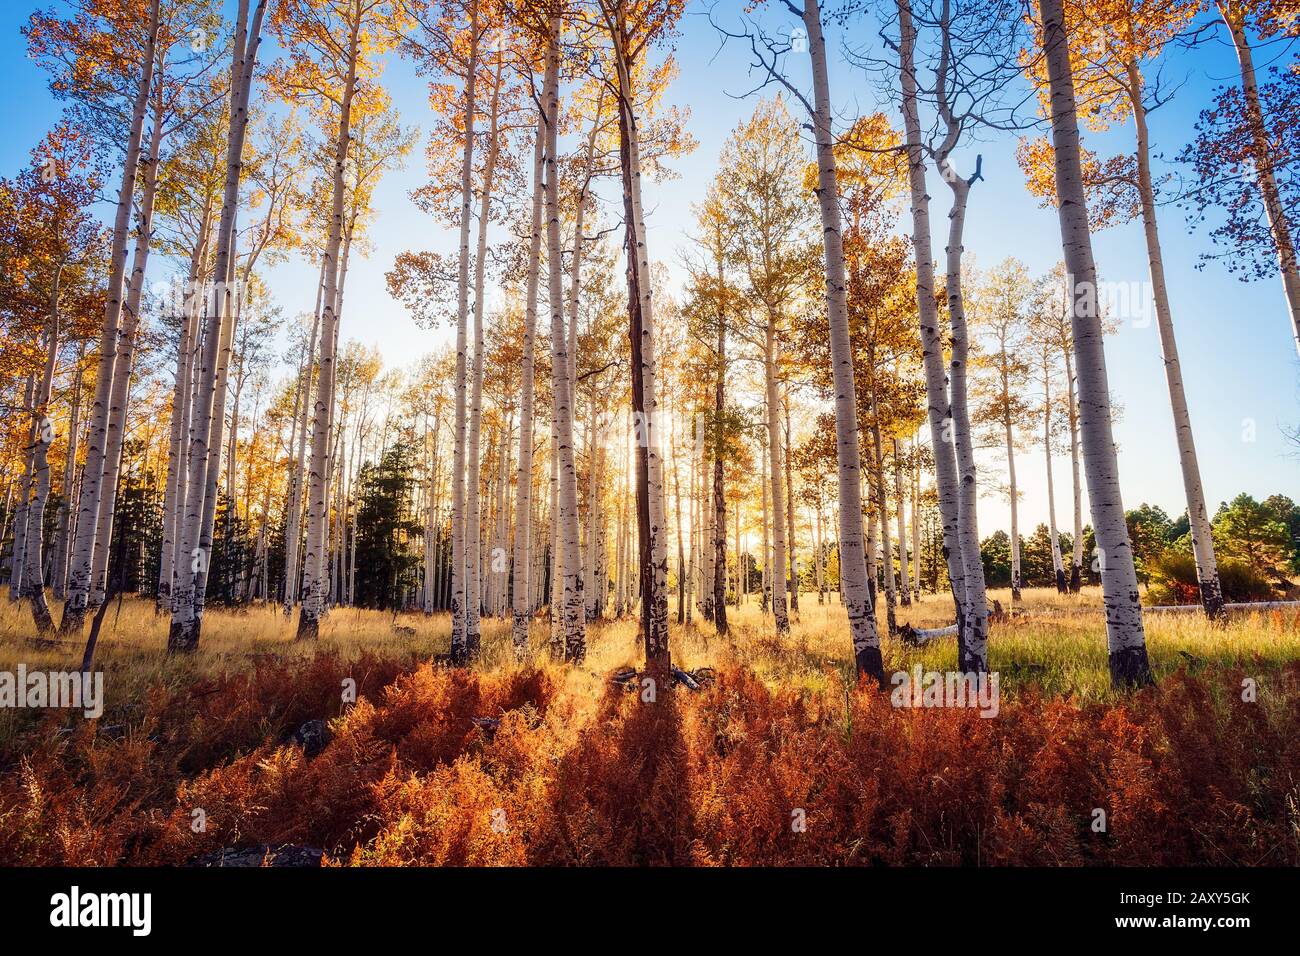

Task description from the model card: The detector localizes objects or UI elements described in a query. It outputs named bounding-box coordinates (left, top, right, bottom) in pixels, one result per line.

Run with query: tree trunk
left=545, top=15, right=586, bottom=662
left=9, top=374, right=36, bottom=601
left=91, top=80, right=168, bottom=609
left=805, top=0, right=882, bottom=682
left=763, top=321, right=789, bottom=633
left=158, top=204, right=211, bottom=612
left=893, top=437, right=910, bottom=606
left=1004, top=393, right=1022, bottom=602
left=611, top=19, right=668, bottom=670
left=53, top=344, right=85, bottom=600
left=293, top=7, right=360, bottom=640
left=464, top=50, right=504, bottom=657
left=284, top=274, right=322, bottom=610
left=1128, top=64, right=1224, bottom=619
left=60, top=0, right=160, bottom=634
left=1042, top=355, right=1066, bottom=592
left=1037, top=0, right=1150, bottom=687
left=512, top=116, right=545, bottom=656
left=897, top=0, right=966, bottom=651
left=941, top=175, right=989, bottom=669
left=168, top=0, right=265, bottom=652
left=23, top=278, right=62, bottom=632
left=784, top=387, right=799, bottom=612
left=1217, top=2, right=1300, bottom=357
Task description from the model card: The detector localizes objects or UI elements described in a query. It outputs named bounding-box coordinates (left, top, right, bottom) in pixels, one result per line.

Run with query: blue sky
left=2, top=0, right=1296, bottom=538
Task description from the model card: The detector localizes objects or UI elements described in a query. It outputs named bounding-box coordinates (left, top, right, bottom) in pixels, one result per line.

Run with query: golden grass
left=0, top=586, right=1296, bottom=731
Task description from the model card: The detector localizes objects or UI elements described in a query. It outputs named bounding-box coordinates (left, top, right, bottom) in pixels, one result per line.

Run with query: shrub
left=1146, top=551, right=1276, bottom=605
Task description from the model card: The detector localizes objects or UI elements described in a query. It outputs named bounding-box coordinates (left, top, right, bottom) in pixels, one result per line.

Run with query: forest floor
left=0, top=589, right=1297, bottom=865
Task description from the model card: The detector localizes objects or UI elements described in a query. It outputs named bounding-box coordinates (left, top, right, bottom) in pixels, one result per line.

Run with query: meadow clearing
left=0, top=589, right=1297, bottom=866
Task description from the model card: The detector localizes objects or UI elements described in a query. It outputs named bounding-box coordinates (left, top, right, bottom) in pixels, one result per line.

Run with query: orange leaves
left=3, top=653, right=1298, bottom=866
left=1016, top=134, right=1140, bottom=228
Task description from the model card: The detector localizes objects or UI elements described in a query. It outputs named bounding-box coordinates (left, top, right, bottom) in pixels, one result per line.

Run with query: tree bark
left=764, top=321, right=789, bottom=633
left=897, top=0, right=966, bottom=653
left=545, top=15, right=586, bottom=662
left=804, top=0, right=882, bottom=682
left=169, top=0, right=266, bottom=652
left=1217, top=2, right=1300, bottom=358
left=60, top=0, right=160, bottom=634
left=893, top=437, right=910, bottom=606
left=292, top=5, right=360, bottom=640
left=1127, top=62, right=1224, bottom=619
left=610, top=14, right=669, bottom=671
left=1037, top=0, right=1150, bottom=687
left=511, top=117, right=545, bottom=656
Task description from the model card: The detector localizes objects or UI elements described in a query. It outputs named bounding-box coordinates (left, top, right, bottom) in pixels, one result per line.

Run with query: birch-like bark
left=283, top=282, right=322, bottom=610
left=169, top=0, right=265, bottom=652
left=1065, top=348, right=1083, bottom=591
left=1003, top=361, right=1022, bottom=602
left=52, top=345, right=85, bottom=600
left=294, top=8, right=362, bottom=638
left=90, top=80, right=167, bottom=609
left=711, top=287, right=727, bottom=633
left=1042, top=354, right=1066, bottom=591
left=9, top=375, right=35, bottom=601
left=1217, top=2, right=1300, bottom=357
left=804, top=0, right=882, bottom=681
left=911, top=434, right=921, bottom=601
left=23, top=282, right=61, bottom=632
left=783, top=387, right=799, bottom=612
left=610, top=13, right=668, bottom=669
left=893, top=437, right=910, bottom=606
left=1038, top=0, right=1150, bottom=686
left=544, top=15, right=586, bottom=662
left=447, top=0, right=478, bottom=663
left=464, top=50, right=504, bottom=657
left=868, top=412, right=896, bottom=634
left=935, top=146, right=989, bottom=667
left=763, top=323, right=789, bottom=632
left=158, top=205, right=211, bottom=611
left=897, top=0, right=965, bottom=651
left=511, top=118, right=545, bottom=655
left=1127, top=63, right=1224, bottom=619
left=60, top=0, right=160, bottom=634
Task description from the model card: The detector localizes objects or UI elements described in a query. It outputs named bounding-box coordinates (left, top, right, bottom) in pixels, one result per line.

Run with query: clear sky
left=2, top=0, right=1296, bottom=539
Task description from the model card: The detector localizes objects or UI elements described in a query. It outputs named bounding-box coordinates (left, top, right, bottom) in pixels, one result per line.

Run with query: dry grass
left=2, top=586, right=1297, bottom=720
left=1, top=588, right=1298, bottom=866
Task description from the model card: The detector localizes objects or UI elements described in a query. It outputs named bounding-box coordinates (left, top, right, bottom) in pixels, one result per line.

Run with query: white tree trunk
left=464, top=51, right=503, bottom=657
left=158, top=205, right=212, bottom=612
left=897, top=0, right=966, bottom=648
left=1042, top=356, right=1066, bottom=591
left=545, top=15, right=586, bottom=662
left=60, top=0, right=160, bottom=634
left=1217, top=2, right=1300, bottom=357
left=90, top=84, right=167, bottom=608
left=447, top=1, right=478, bottom=664
left=764, top=323, right=789, bottom=633
left=1128, top=67, right=1224, bottom=619
left=941, top=177, right=990, bottom=669
left=611, top=20, right=668, bottom=669
left=295, top=10, right=360, bottom=640
left=893, top=437, right=910, bottom=606
left=23, top=289, right=61, bottom=632
left=170, top=0, right=266, bottom=652
left=1005, top=396, right=1022, bottom=602
left=804, top=0, right=882, bottom=681
left=511, top=118, right=545, bottom=656
left=1038, top=0, right=1150, bottom=686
